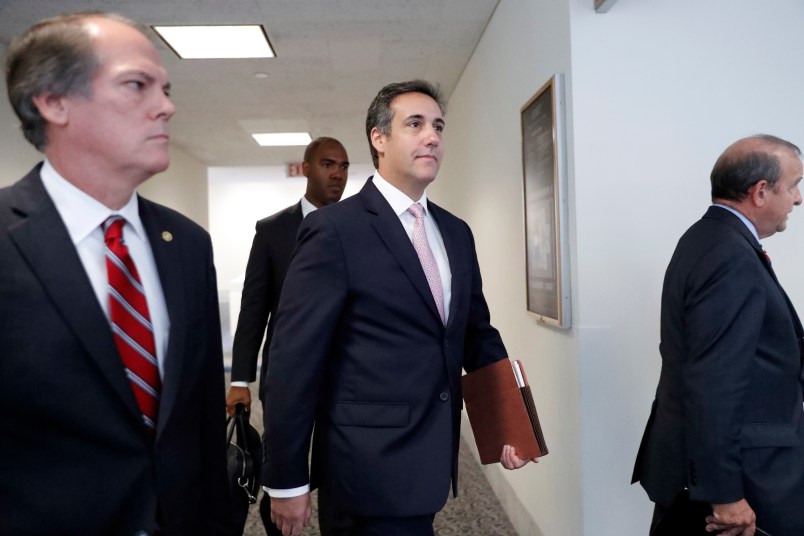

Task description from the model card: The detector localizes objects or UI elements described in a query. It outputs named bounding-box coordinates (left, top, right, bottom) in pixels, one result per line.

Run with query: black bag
left=227, top=403, right=262, bottom=529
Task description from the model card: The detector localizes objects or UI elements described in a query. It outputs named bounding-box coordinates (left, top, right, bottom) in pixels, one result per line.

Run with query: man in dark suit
left=263, top=80, right=532, bottom=536
left=633, top=135, right=804, bottom=536
left=0, top=13, right=233, bottom=534
left=226, top=136, right=349, bottom=535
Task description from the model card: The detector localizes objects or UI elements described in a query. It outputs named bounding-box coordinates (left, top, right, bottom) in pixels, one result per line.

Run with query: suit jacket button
left=440, top=392, right=449, bottom=402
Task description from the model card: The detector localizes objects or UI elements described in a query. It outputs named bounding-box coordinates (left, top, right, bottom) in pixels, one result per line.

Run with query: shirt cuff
left=264, top=484, right=310, bottom=498
left=230, top=381, right=250, bottom=388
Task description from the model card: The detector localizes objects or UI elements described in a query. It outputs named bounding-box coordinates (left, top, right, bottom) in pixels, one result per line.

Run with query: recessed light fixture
left=152, top=25, right=275, bottom=59
left=251, top=132, right=313, bottom=147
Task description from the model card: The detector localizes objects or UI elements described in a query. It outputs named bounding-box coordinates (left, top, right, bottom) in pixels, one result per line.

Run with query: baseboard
left=460, top=416, right=545, bottom=536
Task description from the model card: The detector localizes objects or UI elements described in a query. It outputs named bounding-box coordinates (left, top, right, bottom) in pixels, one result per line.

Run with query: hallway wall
left=432, top=0, right=577, bottom=534
left=438, top=0, right=804, bottom=534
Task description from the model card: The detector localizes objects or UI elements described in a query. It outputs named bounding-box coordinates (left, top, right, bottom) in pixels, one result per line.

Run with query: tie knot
left=103, top=216, right=126, bottom=243
left=408, top=202, right=424, bottom=220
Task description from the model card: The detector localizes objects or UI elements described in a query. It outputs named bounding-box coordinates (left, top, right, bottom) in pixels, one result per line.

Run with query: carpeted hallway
left=230, top=379, right=518, bottom=536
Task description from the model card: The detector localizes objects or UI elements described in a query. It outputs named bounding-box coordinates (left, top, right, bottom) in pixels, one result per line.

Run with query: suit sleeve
left=230, top=221, right=274, bottom=383
left=682, top=244, right=763, bottom=503
left=198, top=238, right=238, bottom=534
left=461, top=222, right=507, bottom=372
left=262, top=212, right=348, bottom=489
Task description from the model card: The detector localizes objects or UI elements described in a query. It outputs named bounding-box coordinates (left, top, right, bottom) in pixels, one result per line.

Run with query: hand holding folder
left=462, top=358, right=548, bottom=465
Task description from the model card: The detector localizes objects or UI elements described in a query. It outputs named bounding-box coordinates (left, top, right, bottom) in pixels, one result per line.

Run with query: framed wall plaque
left=521, top=74, right=571, bottom=328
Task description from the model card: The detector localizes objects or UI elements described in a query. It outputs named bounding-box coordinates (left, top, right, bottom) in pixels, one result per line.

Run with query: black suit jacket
left=263, top=178, right=507, bottom=516
left=231, top=202, right=303, bottom=394
left=0, top=165, right=233, bottom=535
left=633, top=206, right=804, bottom=535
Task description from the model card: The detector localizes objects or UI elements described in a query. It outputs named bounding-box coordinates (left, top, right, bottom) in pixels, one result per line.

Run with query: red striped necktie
left=103, top=216, right=161, bottom=435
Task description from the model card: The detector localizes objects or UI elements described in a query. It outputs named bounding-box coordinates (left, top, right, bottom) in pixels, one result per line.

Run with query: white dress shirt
left=712, top=203, right=760, bottom=243
left=39, top=159, right=170, bottom=378
left=371, top=172, right=452, bottom=322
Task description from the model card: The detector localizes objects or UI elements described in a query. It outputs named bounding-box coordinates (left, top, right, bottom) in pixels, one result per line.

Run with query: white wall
left=441, top=0, right=804, bottom=535
left=138, top=145, right=210, bottom=229
left=208, top=163, right=373, bottom=294
left=433, top=0, right=579, bottom=535
left=569, top=0, right=804, bottom=534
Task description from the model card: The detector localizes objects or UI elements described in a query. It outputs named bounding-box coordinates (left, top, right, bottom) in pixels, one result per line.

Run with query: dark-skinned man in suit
left=226, top=136, right=349, bottom=536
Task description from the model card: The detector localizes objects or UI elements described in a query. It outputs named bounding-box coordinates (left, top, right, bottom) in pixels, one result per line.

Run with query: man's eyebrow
left=403, top=113, right=444, bottom=125
left=126, top=69, right=171, bottom=92
left=404, top=114, right=425, bottom=121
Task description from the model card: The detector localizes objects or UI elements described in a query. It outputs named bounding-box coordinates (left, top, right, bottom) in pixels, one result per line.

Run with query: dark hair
left=303, top=136, right=345, bottom=163
left=711, top=134, right=802, bottom=201
left=365, top=79, right=445, bottom=168
left=4, top=12, right=147, bottom=150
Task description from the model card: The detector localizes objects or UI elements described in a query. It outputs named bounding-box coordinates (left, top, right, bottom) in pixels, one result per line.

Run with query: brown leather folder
left=462, top=358, right=548, bottom=465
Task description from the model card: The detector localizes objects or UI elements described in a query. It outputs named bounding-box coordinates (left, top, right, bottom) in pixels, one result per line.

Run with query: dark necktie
left=103, top=216, right=161, bottom=434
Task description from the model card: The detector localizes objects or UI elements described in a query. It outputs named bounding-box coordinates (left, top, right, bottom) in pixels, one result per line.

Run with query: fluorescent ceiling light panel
left=153, top=25, right=275, bottom=59
left=252, top=132, right=313, bottom=147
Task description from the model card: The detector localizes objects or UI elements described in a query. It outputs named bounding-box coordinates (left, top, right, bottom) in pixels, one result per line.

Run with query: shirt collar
left=712, top=203, right=760, bottom=243
left=372, top=171, right=429, bottom=217
left=300, top=196, right=318, bottom=218
left=39, top=159, right=145, bottom=244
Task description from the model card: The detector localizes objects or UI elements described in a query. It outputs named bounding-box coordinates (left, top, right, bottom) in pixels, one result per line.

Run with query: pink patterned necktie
left=103, top=216, right=161, bottom=435
left=408, top=203, right=446, bottom=324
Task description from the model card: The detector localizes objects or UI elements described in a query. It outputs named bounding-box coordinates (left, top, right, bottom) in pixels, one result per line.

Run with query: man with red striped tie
left=0, top=12, right=234, bottom=535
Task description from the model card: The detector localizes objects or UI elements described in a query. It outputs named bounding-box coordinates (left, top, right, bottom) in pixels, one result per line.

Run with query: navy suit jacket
left=231, top=202, right=302, bottom=394
left=263, top=178, right=507, bottom=516
left=0, top=165, right=233, bottom=535
left=633, top=206, right=804, bottom=535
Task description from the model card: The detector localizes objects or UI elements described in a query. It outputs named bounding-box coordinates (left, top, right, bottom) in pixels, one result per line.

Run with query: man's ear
left=301, top=160, right=310, bottom=179
left=748, top=179, right=771, bottom=207
left=31, top=93, right=69, bottom=126
left=370, top=127, right=384, bottom=158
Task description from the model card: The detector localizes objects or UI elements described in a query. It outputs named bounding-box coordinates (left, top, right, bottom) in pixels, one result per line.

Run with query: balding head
left=711, top=134, right=803, bottom=239
left=711, top=134, right=801, bottom=202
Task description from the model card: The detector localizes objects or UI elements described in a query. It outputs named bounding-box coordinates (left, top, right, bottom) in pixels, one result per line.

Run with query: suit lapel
left=429, top=202, right=462, bottom=331
left=706, top=206, right=804, bottom=378
left=8, top=170, right=143, bottom=422
left=138, top=198, right=185, bottom=438
left=282, top=202, right=304, bottom=256
left=360, top=179, right=444, bottom=325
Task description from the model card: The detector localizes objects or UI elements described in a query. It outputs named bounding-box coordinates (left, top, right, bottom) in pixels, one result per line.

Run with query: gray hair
left=4, top=12, right=147, bottom=150
left=711, top=134, right=801, bottom=201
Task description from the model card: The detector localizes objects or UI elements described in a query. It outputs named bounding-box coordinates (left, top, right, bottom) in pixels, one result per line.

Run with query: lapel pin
left=162, top=231, right=173, bottom=242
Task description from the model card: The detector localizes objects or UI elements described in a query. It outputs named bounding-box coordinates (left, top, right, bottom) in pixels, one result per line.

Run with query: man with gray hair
left=633, top=135, right=804, bottom=536
left=0, top=12, right=233, bottom=534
